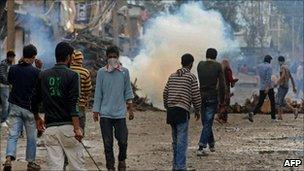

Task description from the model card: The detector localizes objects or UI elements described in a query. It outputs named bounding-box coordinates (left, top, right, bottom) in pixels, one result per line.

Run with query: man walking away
left=163, top=53, right=201, bottom=171
left=0, top=50, right=15, bottom=126
left=31, top=42, right=85, bottom=170
left=93, top=45, right=134, bottom=171
left=276, top=56, right=298, bottom=120
left=248, top=55, right=276, bottom=122
left=197, top=48, right=226, bottom=156
left=70, top=50, right=92, bottom=134
left=3, top=45, right=43, bottom=171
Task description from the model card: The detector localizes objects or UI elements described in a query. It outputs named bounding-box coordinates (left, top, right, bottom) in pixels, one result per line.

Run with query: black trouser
left=100, top=118, right=128, bottom=170
left=253, top=88, right=276, bottom=119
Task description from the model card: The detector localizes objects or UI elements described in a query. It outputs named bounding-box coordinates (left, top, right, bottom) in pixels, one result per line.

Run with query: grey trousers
left=44, top=125, right=86, bottom=170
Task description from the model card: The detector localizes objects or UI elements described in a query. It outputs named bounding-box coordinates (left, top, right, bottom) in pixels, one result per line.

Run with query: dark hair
left=7, top=50, right=15, bottom=58
left=278, top=56, right=285, bottom=62
left=106, top=45, right=119, bottom=57
left=264, top=55, right=273, bottom=63
left=23, top=44, right=37, bottom=58
left=55, top=42, right=74, bottom=62
left=206, top=48, right=217, bottom=59
left=181, top=53, right=194, bottom=67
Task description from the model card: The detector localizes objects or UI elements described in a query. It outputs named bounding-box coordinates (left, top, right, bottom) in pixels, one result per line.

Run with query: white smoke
left=121, top=2, right=239, bottom=109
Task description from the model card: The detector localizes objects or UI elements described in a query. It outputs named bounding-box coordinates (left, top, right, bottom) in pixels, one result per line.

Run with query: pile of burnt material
left=229, top=93, right=303, bottom=114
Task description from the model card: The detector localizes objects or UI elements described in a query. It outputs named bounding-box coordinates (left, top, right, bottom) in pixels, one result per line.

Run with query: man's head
left=264, top=55, right=272, bottom=63
left=106, top=45, right=119, bottom=59
left=55, top=42, right=74, bottom=65
left=6, top=50, right=15, bottom=64
left=23, top=44, right=37, bottom=64
left=181, top=53, right=194, bottom=69
left=206, top=48, right=217, bottom=60
left=278, top=56, right=285, bottom=65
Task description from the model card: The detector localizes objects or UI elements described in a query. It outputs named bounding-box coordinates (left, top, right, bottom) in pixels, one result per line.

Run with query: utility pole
left=112, top=0, right=124, bottom=46
left=7, top=0, right=15, bottom=51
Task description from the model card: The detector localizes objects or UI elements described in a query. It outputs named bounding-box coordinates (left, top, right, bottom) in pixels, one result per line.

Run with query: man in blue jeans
left=93, top=45, right=134, bottom=171
left=0, top=50, right=15, bottom=125
left=197, top=48, right=226, bottom=156
left=3, top=45, right=44, bottom=171
left=163, top=53, right=201, bottom=170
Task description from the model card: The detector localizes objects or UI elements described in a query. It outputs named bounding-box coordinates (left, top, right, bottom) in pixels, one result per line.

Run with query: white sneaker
left=271, top=119, right=279, bottom=123
left=197, top=148, right=208, bottom=156
left=1, top=122, right=8, bottom=128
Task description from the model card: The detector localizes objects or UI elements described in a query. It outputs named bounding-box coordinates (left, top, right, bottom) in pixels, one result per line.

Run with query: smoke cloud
left=121, top=2, right=239, bottom=109
left=18, top=4, right=57, bottom=68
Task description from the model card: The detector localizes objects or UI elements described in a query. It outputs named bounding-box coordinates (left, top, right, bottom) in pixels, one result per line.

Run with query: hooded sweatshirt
left=163, top=67, right=201, bottom=113
left=70, top=51, right=92, bottom=108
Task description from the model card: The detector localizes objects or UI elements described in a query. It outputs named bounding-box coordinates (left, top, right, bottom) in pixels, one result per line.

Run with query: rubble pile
left=229, top=93, right=304, bottom=114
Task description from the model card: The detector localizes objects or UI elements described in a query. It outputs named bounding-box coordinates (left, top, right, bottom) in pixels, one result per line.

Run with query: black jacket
left=31, top=64, right=80, bottom=127
left=8, top=63, right=40, bottom=111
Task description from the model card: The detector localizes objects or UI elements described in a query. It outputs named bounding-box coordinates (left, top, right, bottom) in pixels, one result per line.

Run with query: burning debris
left=229, top=92, right=304, bottom=114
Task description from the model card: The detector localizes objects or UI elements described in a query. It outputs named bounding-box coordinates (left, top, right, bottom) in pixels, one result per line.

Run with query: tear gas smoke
left=121, top=2, right=239, bottom=109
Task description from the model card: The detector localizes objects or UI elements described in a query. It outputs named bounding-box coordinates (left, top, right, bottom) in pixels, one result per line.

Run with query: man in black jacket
left=3, top=45, right=43, bottom=171
left=31, top=42, right=85, bottom=170
left=0, top=50, right=15, bottom=124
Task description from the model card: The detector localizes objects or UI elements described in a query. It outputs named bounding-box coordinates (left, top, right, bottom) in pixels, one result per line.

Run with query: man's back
left=38, top=64, right=79, bottom=127
left=257, top=62, right=272, bottom=90
left=164, top=68, right=201, bottom=112
left=8, top=63, right=40, bottom=110
left=279, top=64, right=291, bottom=87
left=197, top=60, right=224, bottom=100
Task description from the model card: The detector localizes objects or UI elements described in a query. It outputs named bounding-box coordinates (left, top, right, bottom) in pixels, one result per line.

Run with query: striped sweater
left=70, top=51, right=92, bottom=107
left=163, top=67, right=201, bottom=113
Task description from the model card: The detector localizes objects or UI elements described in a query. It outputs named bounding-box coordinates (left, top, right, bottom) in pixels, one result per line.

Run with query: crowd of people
left=0, top=43, right=301, bottom=171
left=0, top=43, right=133, bottom=171
left=163, top=49, right=300, bottom=170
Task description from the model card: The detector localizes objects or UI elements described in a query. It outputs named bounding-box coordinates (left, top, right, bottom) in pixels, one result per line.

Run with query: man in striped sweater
left=163, top=53, right=201, bottom=171
left=70, top=50, right=92, bottom=135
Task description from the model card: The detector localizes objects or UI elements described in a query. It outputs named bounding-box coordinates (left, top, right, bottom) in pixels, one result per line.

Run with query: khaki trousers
left=44, top=125, right=85, bottom=170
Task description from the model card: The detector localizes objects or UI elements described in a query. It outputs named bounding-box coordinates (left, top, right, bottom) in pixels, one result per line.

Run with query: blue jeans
left=0, top=86, right=10, bottom=122
left=6, top=104, right=37, bottom=162
left=171, top=120, right=189, bottom=170
left=198, top=98, right=218, bottom=148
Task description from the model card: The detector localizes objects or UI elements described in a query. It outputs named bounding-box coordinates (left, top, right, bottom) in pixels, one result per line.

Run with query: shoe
left=248, top=112, right=254, bottom=122
left=1, top=121, right=8, bottom=128
left=197, top=148, right=208, bottom=156
left=3, top=159, right=12, bottom=171
left=118, top=160, right=126, bottom=171
left=278, top=114, right=283, bottom=120
left=27, top=162, right=41, bottom=171
left=271, top=119, right=279, bottom=123
left=294, top=108, right=299, bottom=119
left=209, top=146, right=215, bottom=152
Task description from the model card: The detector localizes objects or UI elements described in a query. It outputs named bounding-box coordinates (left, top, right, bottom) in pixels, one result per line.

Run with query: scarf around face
left=106, top=58, right=122, bottom=72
